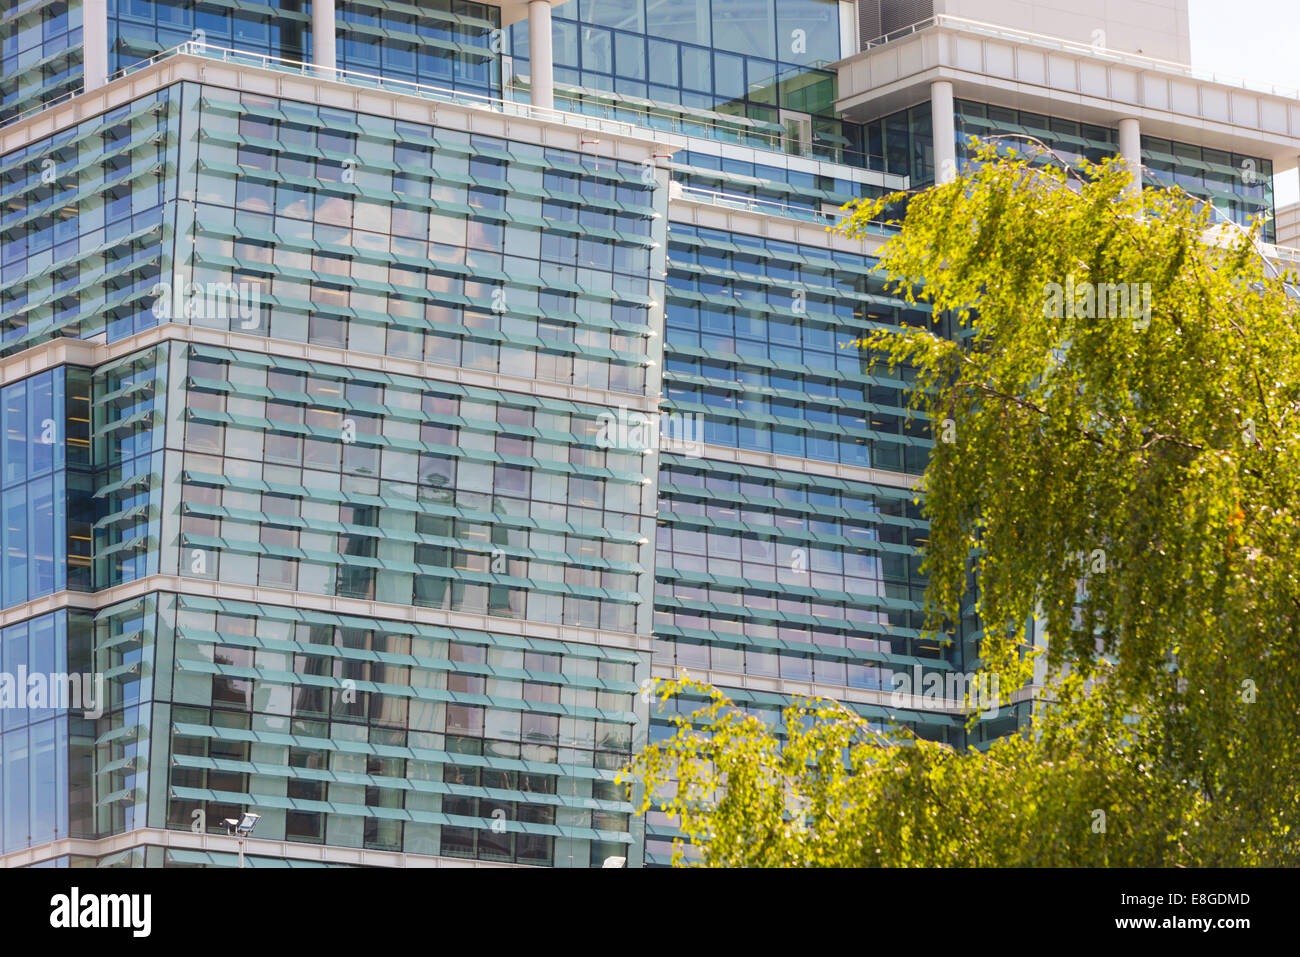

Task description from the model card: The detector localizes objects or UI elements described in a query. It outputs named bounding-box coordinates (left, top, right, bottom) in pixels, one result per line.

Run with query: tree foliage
left=623, top=145, right=1300, bottom=866
left=622, top=674, right=1205, bottom=866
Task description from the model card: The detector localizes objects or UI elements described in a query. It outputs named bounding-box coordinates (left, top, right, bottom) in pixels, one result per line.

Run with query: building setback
left=1, top=0, right=1296, bottom=868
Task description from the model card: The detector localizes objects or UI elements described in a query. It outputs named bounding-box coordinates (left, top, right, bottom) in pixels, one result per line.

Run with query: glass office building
left=1, top=0, right=1294, bottom=867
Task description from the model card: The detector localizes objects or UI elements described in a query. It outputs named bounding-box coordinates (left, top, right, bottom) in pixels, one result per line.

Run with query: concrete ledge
left=0, top=826, right=533, bottom=869
left=679, top=442, right=920, bottom=492
left=0, top=576, right=653, bottom=654
left=1, top=322, right=662, bottom=413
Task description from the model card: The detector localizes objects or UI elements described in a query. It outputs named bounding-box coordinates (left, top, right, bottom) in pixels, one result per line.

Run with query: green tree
left=623, top=145, right=1300, bottom=866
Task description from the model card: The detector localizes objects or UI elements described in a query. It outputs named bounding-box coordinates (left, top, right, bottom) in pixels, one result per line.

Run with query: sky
left=1188, top=0, right=1300, bottom=205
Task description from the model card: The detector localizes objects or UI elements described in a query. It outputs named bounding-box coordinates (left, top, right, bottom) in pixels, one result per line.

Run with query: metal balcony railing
left=673, top=184, right=898, bottom=234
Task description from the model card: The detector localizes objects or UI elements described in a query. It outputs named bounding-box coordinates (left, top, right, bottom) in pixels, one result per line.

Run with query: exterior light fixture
left=223, top=811, right=261, bottom=868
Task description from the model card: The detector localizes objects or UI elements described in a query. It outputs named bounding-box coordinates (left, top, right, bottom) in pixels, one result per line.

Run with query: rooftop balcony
left=835, top=14, right=1300, bottom=171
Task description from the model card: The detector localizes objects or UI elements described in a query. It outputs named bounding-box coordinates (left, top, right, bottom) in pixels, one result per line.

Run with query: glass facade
left=509, top=0, right=873, bottom=166
left=336, top=0, right=500, bottom=95
left=665, top=224, right=935, bottom=471
left=2, top=66, right=663, bottom=865
left=107, top=0, right=501, bottom=95
left=0, top=89, right=172, bottom=353
left=955, top=98, right=1277, bottom=241
left=0, top=609, right=96, bottom=853
left=185, top=86, right=662, bottom=391
left=2, top=1, right=504, bottom=127
left=955, top=99, right=1119, bottom=170
left=2, top=366, right=93, bottom=608
left=162, top=594, right=640, bottom=865
left=0, top=0, right=81, bottom=124
left=1141, top=134, right=1275, bottom=242
left=93, top=346, right=165, bottom=590
left=648, top=221, right=999, bottom=863
left=670, top=146, right=884, bottom=215
left=649, top=453, right=967, bottom=738
left=174, top=344, right=652, bottom=632
left=108, top=0, right=309, bottom=70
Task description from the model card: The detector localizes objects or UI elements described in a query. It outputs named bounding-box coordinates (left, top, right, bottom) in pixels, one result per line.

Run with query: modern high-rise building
left=1, top=0, right=1297, bottom=868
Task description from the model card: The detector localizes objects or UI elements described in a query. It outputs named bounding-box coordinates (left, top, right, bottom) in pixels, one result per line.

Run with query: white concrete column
left=838, top=0, right=858, bottom=59
left=1118, top=117, right=1142, bottom=197
left=313, top=0, right=337, bottom=72
left=82, top=0, right=108, bottom=92
left=931, top=79, right=956, bottom=184
left=529, top=0, right=554, bottom=111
